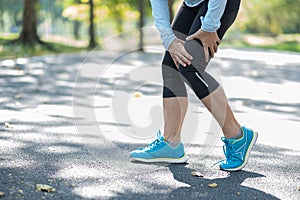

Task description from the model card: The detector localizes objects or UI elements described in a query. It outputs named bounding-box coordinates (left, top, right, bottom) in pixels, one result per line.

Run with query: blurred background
left=0, top=0, right=299, bottom=59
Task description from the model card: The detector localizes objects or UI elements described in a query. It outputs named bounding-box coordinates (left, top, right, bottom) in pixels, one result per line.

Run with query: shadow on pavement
left=1, top=51, right=300, bottom=199
left=167, top=164, right=279, bottom=200
left=109, top=163, right=279, bottom=200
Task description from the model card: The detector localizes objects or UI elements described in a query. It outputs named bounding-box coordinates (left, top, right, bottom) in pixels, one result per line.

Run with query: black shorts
left=162, top=0, right=241, bottom=99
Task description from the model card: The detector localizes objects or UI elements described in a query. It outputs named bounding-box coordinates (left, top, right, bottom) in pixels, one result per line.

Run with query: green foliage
left=62, top=0, right=151, bottom=34
left=0, top=0, right=23, bottom=32
left=240, top=0, right=300, bottom=34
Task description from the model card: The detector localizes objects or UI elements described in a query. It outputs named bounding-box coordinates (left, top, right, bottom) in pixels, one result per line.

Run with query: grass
left=0, top=34, right=86, bottom=60
left=223, top=33, right=300, bottom=53
left=260, top=41, right=300, bottom=52
left=1, top=33, right=299, bottom=60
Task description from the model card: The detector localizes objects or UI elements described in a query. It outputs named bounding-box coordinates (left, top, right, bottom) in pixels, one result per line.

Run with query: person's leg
left=179, top=0, right=242, bottom=138
left=130, top=3, right=200, bottom=163
left=201, top=87, right=240, bottom=138
left=163, top=97, right=188, bottom=143
left=161, top=3, right=200, bottom=144
left=178, top=0, right=258, bottom=171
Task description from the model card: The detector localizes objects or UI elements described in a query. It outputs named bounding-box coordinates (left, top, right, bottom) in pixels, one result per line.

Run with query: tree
left=62, top=0, right=97, bottom=48
left=138, top=0, right=145, bottom=50
left=18, top=0, right=40, bottom=45
left=73, top=0, right=81, bottom=39
left=88, top=0, right=97, bottom=48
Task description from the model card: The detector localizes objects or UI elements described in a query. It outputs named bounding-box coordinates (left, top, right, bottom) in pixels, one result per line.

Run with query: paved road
left=0, top=48, right=299, bottom=199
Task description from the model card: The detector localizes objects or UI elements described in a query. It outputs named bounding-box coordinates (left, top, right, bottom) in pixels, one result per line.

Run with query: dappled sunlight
left=0, top=50, right=299, bottom=199
left=218, top=48, right=300, bottom=65
left=43, top=126, right=77, bottom=135
left=74, top=184, right=116, bottom=199
left=0, top=68, right=24, bottom=76
left=0, top=139, right=27, bottom=151
left=1, top=59, right=15, bottom=67
left=37, top=105, right=74, bottom=118
left=0, top=158, right=35, bottom=168
left=0, top=109, right=54, bottom=122
left=39, top=145, right=81, bottom=154
left=15, top=58, right=29, bottom=65
left=245, top=36, right=267, bottom=45
left=55, top=165, right=109, bottom=179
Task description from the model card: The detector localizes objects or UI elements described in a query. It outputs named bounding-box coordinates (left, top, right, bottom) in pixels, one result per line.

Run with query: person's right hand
left=168, top=38, right=193, bottom=68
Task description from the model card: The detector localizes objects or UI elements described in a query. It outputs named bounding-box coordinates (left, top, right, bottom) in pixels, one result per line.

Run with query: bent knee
left=184, top=39, right=209, bottom=71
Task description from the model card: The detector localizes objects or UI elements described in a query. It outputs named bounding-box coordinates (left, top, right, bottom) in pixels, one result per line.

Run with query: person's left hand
left=186, top=29, right=221, bottom=62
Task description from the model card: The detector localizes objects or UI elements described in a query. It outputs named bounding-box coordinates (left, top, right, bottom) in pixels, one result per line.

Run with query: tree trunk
left=138, top=0, right=144, bottom=51
left=88, top=0, right=96, bottom=48
left=18, top=0, right=40, bottom=45
left=73, top=0, right=81, bottom=40
left=73, top=21, right=80, bottom=39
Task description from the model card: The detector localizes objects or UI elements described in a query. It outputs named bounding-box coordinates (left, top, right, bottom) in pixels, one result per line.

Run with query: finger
left=203, top=45, right=209, bottom=62
left=177, top=39, right=185, bottom=45
left=213, top=43, right=218, bottom=53
left=178, top=53, right=191, bottom=66
left=173, top=57, right=179, bottom=67
left=174, top=55, right=186, bottom=67
left=186, top=34, right=195, bottom=41
left=209, top=46, right=214, bottom=58
left=216, top=37, right=221, bottom=45
left=171, top=55, right=178, bottom=67
left=182, top=48, right=193, bottom=61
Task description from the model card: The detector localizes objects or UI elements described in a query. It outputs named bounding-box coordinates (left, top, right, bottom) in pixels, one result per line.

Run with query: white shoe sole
left=131, top=154, right=189, bottom=164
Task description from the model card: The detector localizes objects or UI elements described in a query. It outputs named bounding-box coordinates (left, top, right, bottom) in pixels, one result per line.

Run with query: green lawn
left=223, top=33, right=300, bottom=53
left=0, top=34, right=86, bottom=60
left=1, top=33, right=299, bottom=60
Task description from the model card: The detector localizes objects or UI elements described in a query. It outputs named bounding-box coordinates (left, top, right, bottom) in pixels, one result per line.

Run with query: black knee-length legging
left=162, top=0, right=240, bottom=99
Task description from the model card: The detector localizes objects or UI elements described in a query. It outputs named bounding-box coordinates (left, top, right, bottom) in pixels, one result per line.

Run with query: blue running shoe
left=130, top=130, right=188, bottom=163
left=219, top=126, right=258, bottom=171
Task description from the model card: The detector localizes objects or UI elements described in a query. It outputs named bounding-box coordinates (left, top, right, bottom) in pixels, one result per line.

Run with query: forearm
left=149, top=0, right=176, bottom=49
left=200, top=0, right=227, bottom=32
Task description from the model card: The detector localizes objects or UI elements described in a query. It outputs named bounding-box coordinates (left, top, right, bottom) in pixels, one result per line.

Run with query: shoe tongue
left=156, top=130, right=165, bottom=141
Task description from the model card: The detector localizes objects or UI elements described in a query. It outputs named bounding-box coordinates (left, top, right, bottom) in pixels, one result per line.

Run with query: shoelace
left=143, top=130, right=163, bottom=151
left=145, top=139, right=161, bottom=151
left=222, top=137, right=233, bottom=160
left=211, top=137, right=233, bottom=168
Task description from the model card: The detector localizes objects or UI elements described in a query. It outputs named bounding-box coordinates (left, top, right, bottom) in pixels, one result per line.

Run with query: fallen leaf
left=15, top=66, right=21, bottom=70
left=0, top=192, right=4, bottom=198
left=14, top=93, right=22, bottom=99
left=36, top=184, right=55, bottom=192
left=4, top=122, right=13, bottom=129
left=191, top=171, right=204, bottom=177
left=237, top=192, right=241, bottom=195
left=208, top=183, right=218, bottom=188
left=18, top=189, right=23, bottom=194
left=133, top=92, right=142, bottom=98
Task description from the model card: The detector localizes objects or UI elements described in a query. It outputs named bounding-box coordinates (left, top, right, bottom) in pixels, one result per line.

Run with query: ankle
left=164, top=135, right=181, bottom=147
left=165, top=139, right=180, bottom=147
left=164, top=133, right=180, bottom=143
left=226, top=128, right=243, bottom=140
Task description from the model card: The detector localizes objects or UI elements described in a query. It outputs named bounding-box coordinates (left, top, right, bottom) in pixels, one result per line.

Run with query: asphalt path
left=0, top=48, right=299, bottom=199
